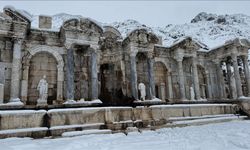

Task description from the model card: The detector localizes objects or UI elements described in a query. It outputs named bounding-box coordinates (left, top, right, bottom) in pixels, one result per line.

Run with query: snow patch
left=1, top=121, right=250, bottom=150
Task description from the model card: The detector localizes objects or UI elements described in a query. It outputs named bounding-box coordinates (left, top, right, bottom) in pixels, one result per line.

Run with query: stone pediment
left=0, top=12, right=12, bottom=20
left=169, top=36, right=207, bottom=52
left=123, top=28, right=159, bottom=46
left=62, top=18, right=103, bottom=36
left=3, top=6, right=31, bottom=23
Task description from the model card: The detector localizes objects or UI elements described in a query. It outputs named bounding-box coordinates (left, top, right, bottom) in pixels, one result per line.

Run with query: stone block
left=190, top=107, right=202, bottom=116
left=133, top=106, right=152, bottom=121
left=200, top=106, right=212, bottom=116
left=39, top=15, right=52, bottom=29
left=0, top=110, right=46, bottom=130
left=47, top=107, right=106, bottom=127
left=106, top=107, right=133, bottom=122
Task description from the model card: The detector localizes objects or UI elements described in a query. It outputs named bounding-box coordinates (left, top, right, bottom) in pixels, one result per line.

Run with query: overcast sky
left=0, top=1, right=250, bottom=27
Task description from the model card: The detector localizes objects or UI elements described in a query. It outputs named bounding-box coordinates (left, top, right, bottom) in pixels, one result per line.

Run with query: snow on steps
left=62, top=129, right=112, bottom=137
left=0, top=127, right=48, bottom=138
left=49, top=123, right=106, bottom=137
left=158, top=114, right=248, bottom=129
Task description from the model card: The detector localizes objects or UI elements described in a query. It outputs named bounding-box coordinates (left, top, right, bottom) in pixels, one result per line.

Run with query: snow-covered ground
left=1, top=120, right=250, bottom=150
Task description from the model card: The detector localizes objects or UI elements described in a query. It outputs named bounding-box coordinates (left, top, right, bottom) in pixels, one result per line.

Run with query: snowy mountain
left=28, top=12, right=250, bottom=49
left=110, top=12, right=250, bottom=49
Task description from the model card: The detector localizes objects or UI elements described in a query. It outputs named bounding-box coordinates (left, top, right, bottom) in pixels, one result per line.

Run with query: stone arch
left=22, top=45, right=64, bottom=104
left=136, top=52, right=150, bottom=99
left=154, top=58, right=172, bottom=72
left=154, top=61, right=173, bottom=101
left=27, top=46, right=64, bottom=68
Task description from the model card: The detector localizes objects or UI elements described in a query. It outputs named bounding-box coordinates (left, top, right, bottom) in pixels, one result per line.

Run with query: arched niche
left=22, top=45, right=64, bottom=104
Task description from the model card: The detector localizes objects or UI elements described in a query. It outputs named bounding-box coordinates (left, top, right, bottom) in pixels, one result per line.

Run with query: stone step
left=49, top=123, right=106, bottom=137
left=61, top=129, right=112, bottom=137
left=162, top=115, right=248, bottom=128
left=168, top=114, right=241, bottom=122
left=0, top=127, right=48, bottom=139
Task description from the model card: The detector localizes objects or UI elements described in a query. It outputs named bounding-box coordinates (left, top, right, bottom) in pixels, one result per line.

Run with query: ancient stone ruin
left=0, top=6, right=250, bottom=139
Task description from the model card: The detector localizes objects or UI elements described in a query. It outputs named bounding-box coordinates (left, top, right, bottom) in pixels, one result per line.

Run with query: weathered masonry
left=1, top=6, right=250, bottom=106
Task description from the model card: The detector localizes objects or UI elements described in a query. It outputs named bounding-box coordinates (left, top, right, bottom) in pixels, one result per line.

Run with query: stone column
left=57, top=65, right=64, bottom=102
left=66, top=46, right=75, bottom=100
left=215, top=61, right=225, bottom=99
left=20, top=65, right=29, bottom=103
left=159, top=83, right=166, bottom=100
left=0, top=83, right=4, bottom=103
left=226, top=62, right=237, bottom=99
left=130, top=53, right=138, bottom=100
left=147, top=52, right=156, bottom=99
left=192, top=58, right=201, bottom=100
left=205, top=72, right=212, bottom=99
left=0, top=64, right=5, bottom=103
left=9, top=39, right=22, bottom=102
left=232, top=54, right=243, bottom=98
left=242, top=55, right=250, bottom=97
left=167, top=73, right=173, bottom=99
left=177, top=58, right=186, bottom=100
left=91, top=51, right=98, bottom=100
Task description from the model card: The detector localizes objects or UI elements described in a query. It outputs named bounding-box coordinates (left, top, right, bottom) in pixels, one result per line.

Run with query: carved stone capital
left=175, top=56, right=183, bottom=62
left=130, top=51, right=137, bottom=57
left=147, top=51, right=154, bottom=59
left=64, top=42, right=73, bottom=49
left=231, top=53, right=238, bottom=61
left=12, top=38, right=23, bottom=45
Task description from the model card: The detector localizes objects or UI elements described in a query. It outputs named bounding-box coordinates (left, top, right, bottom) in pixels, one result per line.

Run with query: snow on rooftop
left=4, top=5, right=33, bottom=21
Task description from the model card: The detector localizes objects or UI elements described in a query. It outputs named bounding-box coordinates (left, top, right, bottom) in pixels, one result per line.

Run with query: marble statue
left=138, top=83, right=146, bottom=101
left=37, top=75, right=48, bottom=105
left=190, top=86, right=195, bottom=101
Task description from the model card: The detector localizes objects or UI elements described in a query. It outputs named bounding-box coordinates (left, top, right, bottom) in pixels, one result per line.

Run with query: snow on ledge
left=149, top=103, right=234, bottom=108
left=0, top=101, right=24, bottom=106
left=0, top=127, right=48, bottom=134
left=62, top=129, right=112, bottom=137
left=50, top=123, right=105, bottom=130
left=63, top=99, right=103, bottom=104
left=0, top=110, right=46, bottom=115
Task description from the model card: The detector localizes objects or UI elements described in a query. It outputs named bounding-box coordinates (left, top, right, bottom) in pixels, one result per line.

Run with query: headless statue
left=37, top=75, right=48, bottom=105
left=190, top=86, right=195, bottom=101
left=138, top=83, right=146, bottom=101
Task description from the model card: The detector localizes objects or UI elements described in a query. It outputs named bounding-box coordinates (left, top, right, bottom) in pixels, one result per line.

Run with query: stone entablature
left=1, top=7, right=250, bottom=106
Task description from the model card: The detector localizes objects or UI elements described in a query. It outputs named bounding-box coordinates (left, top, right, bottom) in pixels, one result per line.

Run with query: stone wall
left=0, top=104, right=239, bottom=137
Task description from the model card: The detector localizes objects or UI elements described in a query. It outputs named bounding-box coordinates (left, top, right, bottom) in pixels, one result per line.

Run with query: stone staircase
left=152, top=114, right=248, bottom=129
left=0, top=103, right=249, bottom=138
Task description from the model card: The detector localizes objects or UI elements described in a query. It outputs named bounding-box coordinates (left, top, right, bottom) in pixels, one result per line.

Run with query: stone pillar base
left=9, top=98, right=22, bottom=103
left=91, top=99, right=103, bottom=103
left=36, top=99, right=47, bottom=106
left=63, top=99, right=76, bottom=104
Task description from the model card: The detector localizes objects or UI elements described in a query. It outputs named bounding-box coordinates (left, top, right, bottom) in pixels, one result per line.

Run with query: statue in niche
left=37, top=75, right=48, bottom=105
left=138, top=83, right=146, bottom=101
left=190, top=86, right=195, bottom=101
